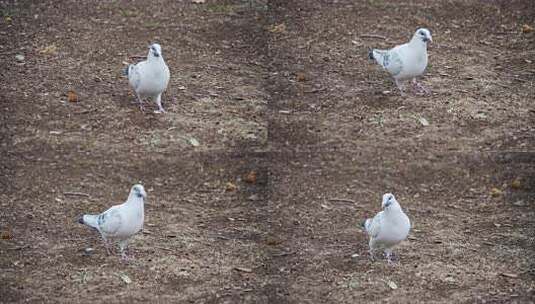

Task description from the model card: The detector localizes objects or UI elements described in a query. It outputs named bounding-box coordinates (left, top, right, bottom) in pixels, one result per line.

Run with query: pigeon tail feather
left=80, top=214, right=99, bottom=230
left=363, top=218, right=372, bottom=232
left=123, top=64, right=134, bottom=77
left=370, top=49, right=387, bottom=67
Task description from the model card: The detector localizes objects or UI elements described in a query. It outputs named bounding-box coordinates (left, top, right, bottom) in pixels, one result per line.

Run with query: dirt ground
left=1, top=0, right=535, bottom=303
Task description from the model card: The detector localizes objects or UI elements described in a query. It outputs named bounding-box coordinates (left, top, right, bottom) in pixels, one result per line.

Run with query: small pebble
left=83, top=247, right=94, bottom=255
left=15, top=54, right=25, bottom=62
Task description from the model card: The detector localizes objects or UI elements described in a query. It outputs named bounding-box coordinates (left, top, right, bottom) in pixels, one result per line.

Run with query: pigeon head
left=149, top=43, right=162, bottom=58
left=414, top=28, right=432, bottom=43
left=381, top=193, right=397, bottom=209
left=132, top=184, right=147, bottom=199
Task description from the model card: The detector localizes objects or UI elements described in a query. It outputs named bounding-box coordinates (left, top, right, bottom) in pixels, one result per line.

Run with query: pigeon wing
left=365, top=211, right=384, bottom=239
left=372, top=48, right=403, bottom=77
left=97, top=207, right=123, bottom=237
left=383, top=49, right=403, bottom=76
left=128, top=61, right=146, bottom=91
left=163, top=63, right=170, bottom=88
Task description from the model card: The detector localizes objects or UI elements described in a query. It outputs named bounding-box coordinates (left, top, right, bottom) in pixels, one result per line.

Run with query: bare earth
left=1, top=0, right=534, bottom=303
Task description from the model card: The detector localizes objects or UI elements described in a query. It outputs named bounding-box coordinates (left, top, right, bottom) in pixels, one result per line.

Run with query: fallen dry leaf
left=296, top=72, right=307, bottom=82
left=1, top=231, right=12, bottom=240
left=522, top=24, right=533, bottom=33
left=265, top=237, right=282, bottom=246
left=191, top=0, right=205, bottom=3
left=39, top=44, right=58, bottom=55
left=269, top=23, right=286, bottom=33
left=225, top=182, right=237, bottom=192
left=511, top=178, right=521, bottom=190
left=490, top=187, right=502, bottom=197
left=244, top=171, right=257, bottom=184
left=67, top=90, right=78, bottom=103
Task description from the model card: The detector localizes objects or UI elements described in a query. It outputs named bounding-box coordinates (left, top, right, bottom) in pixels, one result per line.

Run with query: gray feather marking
left=385, top=52, right=403, bottom=76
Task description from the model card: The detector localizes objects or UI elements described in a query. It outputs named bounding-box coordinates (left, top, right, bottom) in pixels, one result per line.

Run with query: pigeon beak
left=153, top=52, right=160, bottom=57
left=424, top=36, right=432, bottom=43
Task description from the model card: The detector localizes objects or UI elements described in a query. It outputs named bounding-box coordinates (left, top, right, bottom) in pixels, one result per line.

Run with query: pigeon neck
left=409, top=36, right=427, bottom=49
left=385, top=201, right=402, bottom=213
left=148, top=54, right=163, bottom=63
left=126, top=193, right=145, bottom=205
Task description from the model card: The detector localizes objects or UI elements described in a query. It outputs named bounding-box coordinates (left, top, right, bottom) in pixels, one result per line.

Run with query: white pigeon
left=363, top=193, right=411, bottom=263
left=78, top=184, right=147, bottom=260
left=368, top=28, right=432, bottom=95
left=125, top=43, right=170, bottom=113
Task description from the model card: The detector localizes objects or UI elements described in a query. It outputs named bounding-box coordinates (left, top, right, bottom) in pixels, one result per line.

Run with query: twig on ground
left=74, top=108, right=98, bottom=115
left=155, top=246, right=174, bottom=252
left=233, top=267, right=253, bottom=273
left=272, top=251, right=295, bottom=257
left=328, top=198, right=357, bottom=204
left=360, top=34, right=387, bottom=40
left=64, top=192, right=90, bottom=197
left=304, top=87, right=327, bottom=94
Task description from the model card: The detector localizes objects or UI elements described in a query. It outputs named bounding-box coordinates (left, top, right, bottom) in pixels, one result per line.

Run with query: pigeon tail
left=123, top=64, right=134, bottom=77
left=80, top=214, right=99, bottom=230
left=363, top=218, right=372, bottom=232
left=368, top=48, right=374, bottom=60
left=370, top=49, right=388, bottom=67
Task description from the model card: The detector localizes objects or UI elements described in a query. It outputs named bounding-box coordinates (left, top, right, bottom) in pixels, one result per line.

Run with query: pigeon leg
left=412, top=78, right=430, bottom=95
left=384, top=249, right=394, bottom=265
left=154, top=94, right=166, bottom=113
left=118, top=240, right=131, bottom=261
left=101, top=236, right=112, bottom=255
left=105, top=243, right=113, bottom=255
left=368, top=239, right=376, bottom=261
left=369, top=249, right=375, bottom=261
left=135, top=93, right=145, bottom=112
left=395, top=79, right=406, bottom=96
